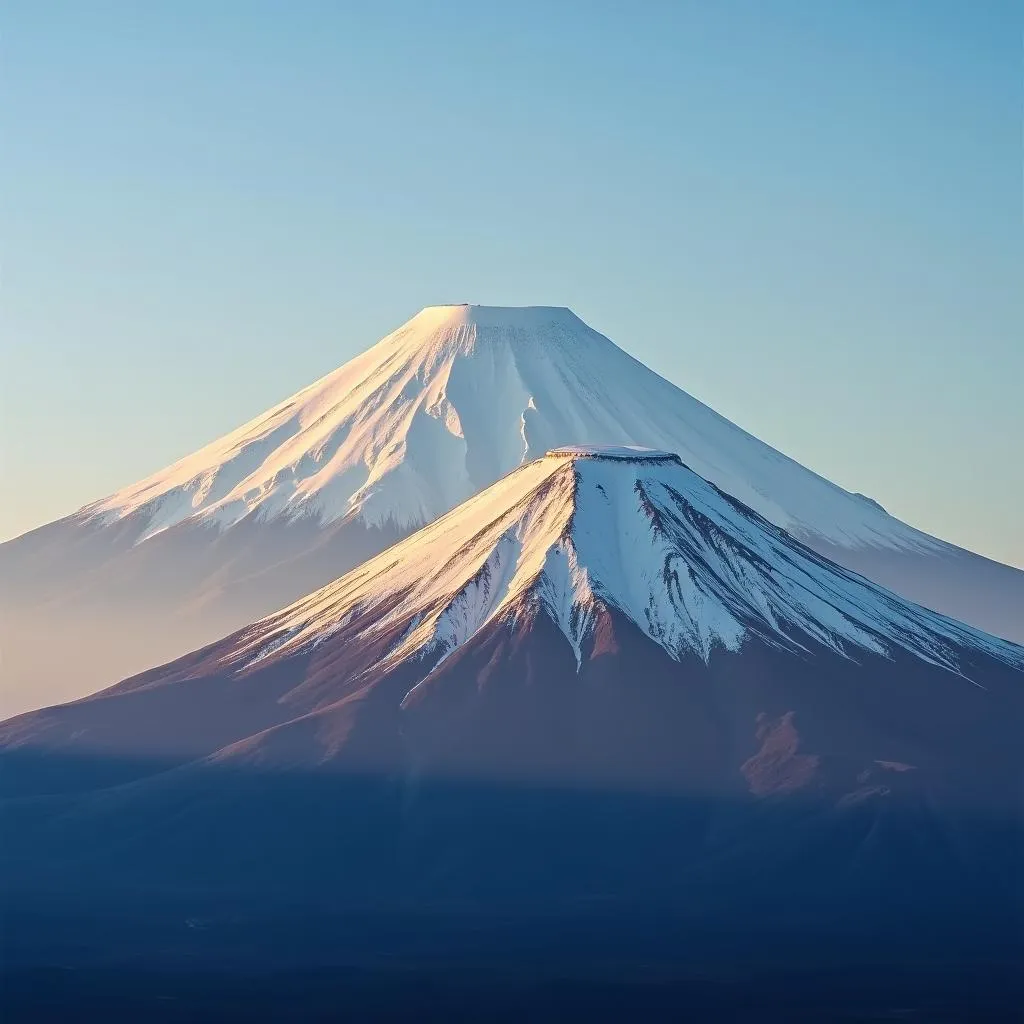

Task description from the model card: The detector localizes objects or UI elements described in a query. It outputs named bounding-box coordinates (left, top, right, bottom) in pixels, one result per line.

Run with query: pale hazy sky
left=3, top=1, right=1021, bottom=567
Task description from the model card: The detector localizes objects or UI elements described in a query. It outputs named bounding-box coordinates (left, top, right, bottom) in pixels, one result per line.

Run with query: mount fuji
left=3, top=447, right=1021, bottom=959
left=2, top=304, right=1020, bottom=717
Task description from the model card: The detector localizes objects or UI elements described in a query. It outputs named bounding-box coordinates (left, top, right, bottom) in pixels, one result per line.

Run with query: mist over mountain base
left=0, top=512, right=405, bottom=717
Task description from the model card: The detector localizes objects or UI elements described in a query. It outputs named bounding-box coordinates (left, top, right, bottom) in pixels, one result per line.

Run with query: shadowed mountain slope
left=3, top=448, right=1021, bottom=962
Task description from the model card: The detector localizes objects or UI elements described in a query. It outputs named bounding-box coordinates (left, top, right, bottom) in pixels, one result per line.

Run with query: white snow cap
left=238, top=451, right=1023, bottom=681
left=546, top=445, right=680, bottom=461
left=82, top=303, right=943, bottom=552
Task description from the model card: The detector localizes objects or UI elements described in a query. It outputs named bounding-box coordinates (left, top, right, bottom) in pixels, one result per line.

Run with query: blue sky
left=3, top=1, right=1021, bottom=566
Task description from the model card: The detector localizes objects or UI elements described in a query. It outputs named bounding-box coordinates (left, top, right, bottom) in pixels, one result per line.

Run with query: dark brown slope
left=2, top=596, right=1021, bottom=956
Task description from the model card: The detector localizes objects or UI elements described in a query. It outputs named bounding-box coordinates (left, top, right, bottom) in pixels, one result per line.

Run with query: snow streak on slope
left=80, top=305, right=943, bottom=552
left=233, top=449, right=1023, bottom=683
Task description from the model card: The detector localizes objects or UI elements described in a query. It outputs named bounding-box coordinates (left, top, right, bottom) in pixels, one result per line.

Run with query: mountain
left=3, top=447, right=1022, bottom=963
left=3, top=304, right=1021, bottom=718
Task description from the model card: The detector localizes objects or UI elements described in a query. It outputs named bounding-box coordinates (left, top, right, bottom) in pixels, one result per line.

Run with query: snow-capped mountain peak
left=9, top=305, right=1019, bottom=722
left=235, top=447, right=1023, bottom=683
left=80, top=304, right=939, bottom=551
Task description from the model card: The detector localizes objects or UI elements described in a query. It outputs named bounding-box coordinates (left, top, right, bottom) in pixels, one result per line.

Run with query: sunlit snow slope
left=82, top=305, right=940, bottom=551
left=234, top=447, right=1022, bottom=683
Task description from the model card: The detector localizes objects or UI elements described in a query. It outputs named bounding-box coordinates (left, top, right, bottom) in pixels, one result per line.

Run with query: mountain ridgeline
left=2, top=305, right=1021, bottom=719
